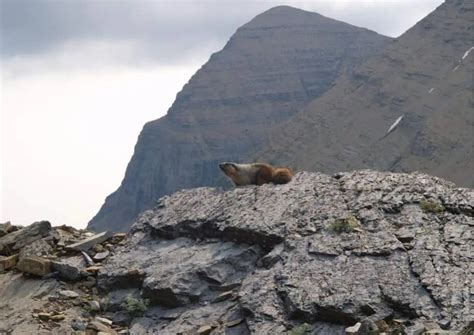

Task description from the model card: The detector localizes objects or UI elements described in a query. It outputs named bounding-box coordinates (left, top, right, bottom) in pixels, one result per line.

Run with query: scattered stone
left=197, top=324, right=215, bottom=335
left=85, top=266, right=102, bottom=273
left=59, top=290, right=80, bottom=299
left=93, top=250, right=110, bottom=262
left=66, top=231, right=113, bottom=251
left=0, top=254, right=18, bottom=271
left=17, top=256, right=51, bottom=276
left=72, top=321, right=87, bottom=331
left=345, top=322, right=361, bottom=334
left=89, top=300, right=101, bottom=312
left=86, top=320, right=118, bottom=335
left=81, top=251, right=94, bottom=266
left=406, top=322, right=426, bottom=335
left=38, top=312, right=52, bottom=321
left=111, top=233, right=126, bottom=244
left=51, top=256, right=87, bottom=281
left=423, top=330, right=457, bottom=334
left=96, top=316, right=113, bottom=326
left=424, top=322, right=441, bottom=331
left=212, top=290, right=234, bottom=303
left=50, top=314, right=65, bottom=321
left=226, top=318, right=244, bottom=327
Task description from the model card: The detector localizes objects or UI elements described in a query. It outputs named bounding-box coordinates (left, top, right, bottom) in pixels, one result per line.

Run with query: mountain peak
left=244, top=4, right=373, bottom=32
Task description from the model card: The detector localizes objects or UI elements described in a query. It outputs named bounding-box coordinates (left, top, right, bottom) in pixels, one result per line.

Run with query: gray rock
left=0, top=221, right=52, bottom=255
left=71, top=319, right=87, bottom=331
left=96, top=316, right=113, bottom=326
left=99, top=171, right=472, bottom=334
left=0, top=221, right=12, bottom=237
left=345, top=322, right=361, bottom=334
left=89, top=300, right=101, bottom=312
left=66, top=231, right=113, bottom=251
left=86, top=320, right=118, bottom=335
left=16, top=256, right=51, bottom=276
left=112, top=311, right=132, bottom=326
left=93, top=250, right=110, bottom=261
left=18, top=238, right=52, bottom=260
left=51, top=256, right=87, bottom=281
left=58, top=290, right=80, bottom=299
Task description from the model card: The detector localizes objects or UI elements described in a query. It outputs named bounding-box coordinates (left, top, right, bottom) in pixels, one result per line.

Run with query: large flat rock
left=99, top=170, right=473, bottom=334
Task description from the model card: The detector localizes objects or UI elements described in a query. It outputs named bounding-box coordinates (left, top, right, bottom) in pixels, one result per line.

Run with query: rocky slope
left=0, top=221, right=128, bottom=334
left=259, top=0, right=474, bottom=188
left=88, top=6, right=391, bottom=232
left=96, top=170, right=473, bottom=334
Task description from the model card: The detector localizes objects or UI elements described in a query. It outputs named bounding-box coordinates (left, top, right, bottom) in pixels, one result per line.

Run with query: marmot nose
left=218, top=163, right=226, bottom=170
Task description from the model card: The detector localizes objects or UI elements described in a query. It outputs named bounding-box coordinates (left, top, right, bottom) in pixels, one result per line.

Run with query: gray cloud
left=1, top=0, right=443, bottom=66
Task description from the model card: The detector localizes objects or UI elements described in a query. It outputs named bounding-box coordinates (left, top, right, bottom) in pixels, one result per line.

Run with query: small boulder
left=17, top=256, right=51, bottom=276
left=345, top=322, right=362, bottom=334
left=59, top=290, right=80, bottom=299
left=66, top=231, right=113, bottom=251
left=86, top=320, right=118, bottom=335
left=51, top=256, right=87, bottom=281
left=96, top=316, right=113, bottom=326
left=93, top=250, right=110, bottom=262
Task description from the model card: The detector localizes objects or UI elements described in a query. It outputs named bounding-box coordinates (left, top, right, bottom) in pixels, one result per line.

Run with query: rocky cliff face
left=88, top=6, right=391, bottom=232
left=260, top=0, right=474, bottom=188
left=98, top=170, right=473, bottom=334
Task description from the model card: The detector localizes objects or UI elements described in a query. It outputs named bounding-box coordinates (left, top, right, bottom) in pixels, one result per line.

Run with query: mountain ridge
left=88, top=6, right=391, bottom=232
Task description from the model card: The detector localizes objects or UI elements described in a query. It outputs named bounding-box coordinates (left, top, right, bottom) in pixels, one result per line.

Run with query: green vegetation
left=458, top=321, right=474, bottom=335
left=419, top=199, right=445, bottom=213
left=288, top=323, right=312, bottom=335
left=121, top=295, right=150, bottom=317
left=329, top=214, right=360, bottom=233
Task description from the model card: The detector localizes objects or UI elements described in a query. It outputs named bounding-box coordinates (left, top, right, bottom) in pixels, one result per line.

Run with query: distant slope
left=259, top=0, right=473, bottom=187
left=88, top=6, right=390, bottom=232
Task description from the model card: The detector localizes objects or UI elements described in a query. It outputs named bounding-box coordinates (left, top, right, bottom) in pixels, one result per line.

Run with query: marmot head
left=219, top=162, right=238, bottom=178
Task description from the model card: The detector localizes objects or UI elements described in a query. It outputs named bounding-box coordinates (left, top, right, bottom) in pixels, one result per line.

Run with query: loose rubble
left=0, top=221, right=128, bottom=334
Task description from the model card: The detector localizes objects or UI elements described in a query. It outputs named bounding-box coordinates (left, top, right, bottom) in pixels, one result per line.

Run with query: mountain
left=259, top=0, right=474, bottom=186
left=88, top=6, right=390, bottom=232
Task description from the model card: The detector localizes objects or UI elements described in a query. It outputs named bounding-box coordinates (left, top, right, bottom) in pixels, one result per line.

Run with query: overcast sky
left=1, top=0, right=443, bottom=229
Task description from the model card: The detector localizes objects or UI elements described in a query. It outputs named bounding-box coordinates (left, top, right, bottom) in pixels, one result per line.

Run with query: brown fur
left=219, top=162, right=293, bottom=186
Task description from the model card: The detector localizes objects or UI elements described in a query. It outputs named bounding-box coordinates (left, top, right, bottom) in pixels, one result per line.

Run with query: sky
left=1, top=0, right=444, bottom=229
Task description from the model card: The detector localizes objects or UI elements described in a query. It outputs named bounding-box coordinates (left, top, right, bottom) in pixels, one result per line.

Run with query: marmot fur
left=219, top=162, right=293, bottom=186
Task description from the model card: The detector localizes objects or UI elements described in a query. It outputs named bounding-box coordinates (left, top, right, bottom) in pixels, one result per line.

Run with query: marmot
left=219, top=162, right=293, bottom=186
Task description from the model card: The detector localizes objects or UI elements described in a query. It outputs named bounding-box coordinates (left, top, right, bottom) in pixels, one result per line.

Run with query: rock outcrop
left=88, top=6, right=391, bottom=232
left=98, top=170, right=474, bottom=334
left=260, top=0, right=474, bottom=188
